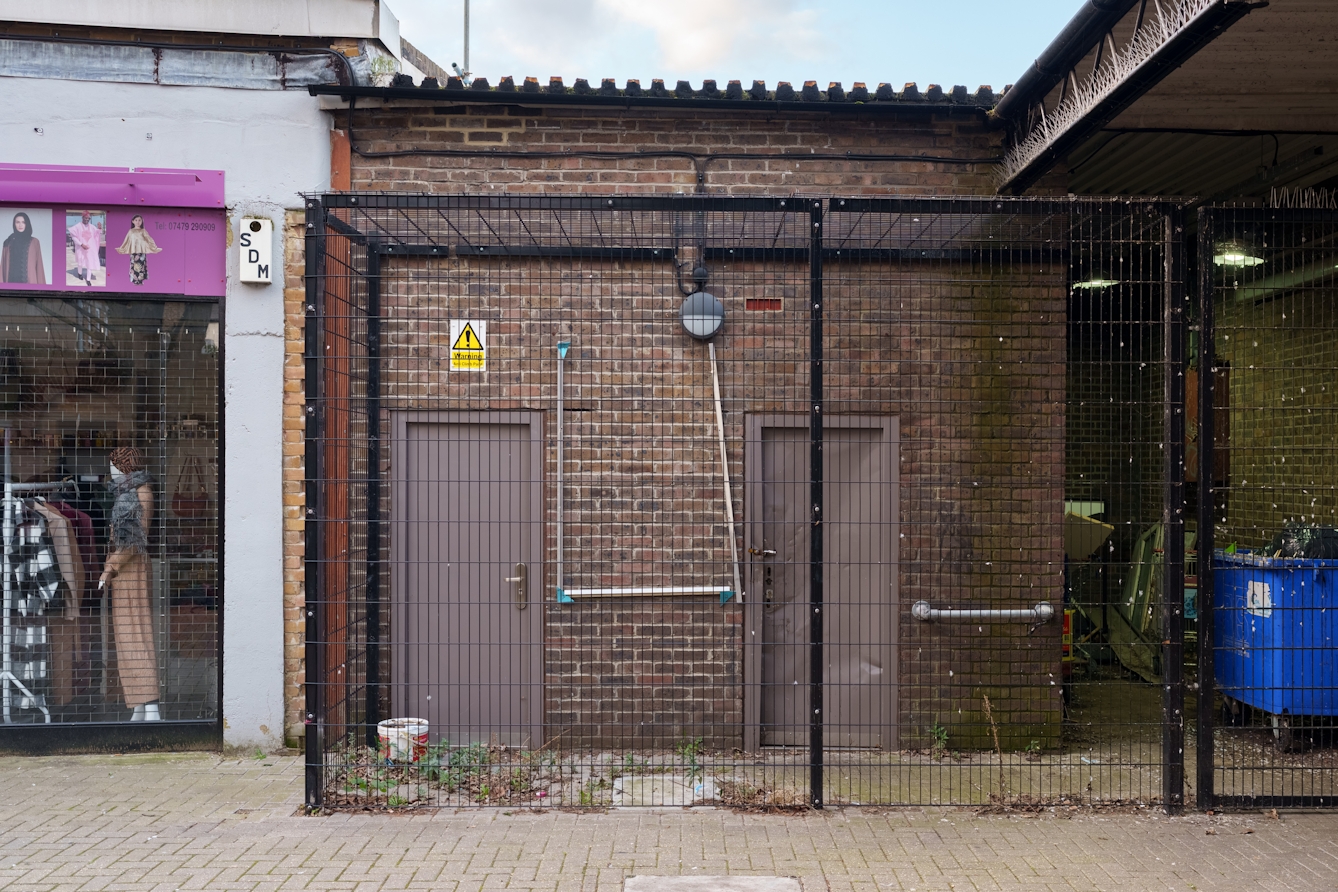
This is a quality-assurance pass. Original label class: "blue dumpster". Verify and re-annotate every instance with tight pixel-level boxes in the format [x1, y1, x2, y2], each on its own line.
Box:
[1214, 551, 1338, 718]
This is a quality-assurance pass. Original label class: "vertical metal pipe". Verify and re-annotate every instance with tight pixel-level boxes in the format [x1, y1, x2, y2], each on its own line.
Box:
[1162, 208, 1187, 814]
[303, 198, 327, 810]
[709, 341, 742, 601]
[1195, 206, 1217, 811]
[2, 431, 12, 722]
[463, 0, 470, 76]
[365, 246, 383, 749]
[808, 200, 824, 809]
[556, 341, 568, 597]
[158, 333, 169, 691]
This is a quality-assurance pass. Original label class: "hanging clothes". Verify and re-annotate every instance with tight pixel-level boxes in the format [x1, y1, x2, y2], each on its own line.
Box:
[54, 500, 98, 698]
[12, 506, 63, 615]
[33, 500, 82, 706]
[32, 501, 81, 605]
[53, 501, 97, 607]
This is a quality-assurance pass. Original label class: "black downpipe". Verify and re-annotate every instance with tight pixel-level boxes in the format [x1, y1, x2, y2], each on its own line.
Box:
[809, 200, 825, 810]
[303, 199, 327, 811]
[1195, 208, 1217, 810]
[1162, 208, 1187, 814]
[364, 246, 383, 749]
[993, 0, 1139, 122]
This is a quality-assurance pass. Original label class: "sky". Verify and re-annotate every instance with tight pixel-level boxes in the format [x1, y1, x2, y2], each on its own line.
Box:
[388, 0, 1082, 93]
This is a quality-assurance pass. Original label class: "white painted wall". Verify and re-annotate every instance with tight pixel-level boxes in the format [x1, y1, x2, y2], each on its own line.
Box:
[0, 77, 331, 749]
[0, 0, 387, 43]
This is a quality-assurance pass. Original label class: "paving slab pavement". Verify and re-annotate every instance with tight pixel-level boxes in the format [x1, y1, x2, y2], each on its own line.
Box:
[3, 751, 1338, 891]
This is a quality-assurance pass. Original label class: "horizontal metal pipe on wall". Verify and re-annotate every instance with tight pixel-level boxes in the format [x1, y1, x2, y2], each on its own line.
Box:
[910, 601, 1056, 623]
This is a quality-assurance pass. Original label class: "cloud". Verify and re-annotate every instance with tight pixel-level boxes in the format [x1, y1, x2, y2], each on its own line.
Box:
[385, 0, 1079, 90]
[597, 0, 827, 75]
[390, 0, 830, 82]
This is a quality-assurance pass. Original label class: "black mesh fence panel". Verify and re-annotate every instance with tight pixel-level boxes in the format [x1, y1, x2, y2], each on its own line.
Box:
[1200, 206, 1338, 807]
[303, 195, 1206, 810]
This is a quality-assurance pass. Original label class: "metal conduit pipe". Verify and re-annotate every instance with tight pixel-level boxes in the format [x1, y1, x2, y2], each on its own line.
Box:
[911, 601, 1056, 623]
[555, 341, 570, 599]
[993, 0, 1139, 122]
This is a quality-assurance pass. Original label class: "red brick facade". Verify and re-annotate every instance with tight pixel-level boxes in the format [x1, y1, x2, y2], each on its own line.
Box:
[285, 97, 1066, 751]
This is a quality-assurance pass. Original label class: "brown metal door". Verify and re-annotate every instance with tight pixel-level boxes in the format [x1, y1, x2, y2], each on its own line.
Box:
[749, 416, 898, 749]
[391, 412, 542, 748]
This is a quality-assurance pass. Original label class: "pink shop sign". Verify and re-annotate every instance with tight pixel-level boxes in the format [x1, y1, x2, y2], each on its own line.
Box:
[1, 205, 226, 297]
[0, 166, 226, 298]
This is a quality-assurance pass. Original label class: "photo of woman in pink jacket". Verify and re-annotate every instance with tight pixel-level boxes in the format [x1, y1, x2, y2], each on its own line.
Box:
[67, 209, 105, 287]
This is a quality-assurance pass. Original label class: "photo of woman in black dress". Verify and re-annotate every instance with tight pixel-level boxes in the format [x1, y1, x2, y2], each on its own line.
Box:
[2, 211, 47, 285]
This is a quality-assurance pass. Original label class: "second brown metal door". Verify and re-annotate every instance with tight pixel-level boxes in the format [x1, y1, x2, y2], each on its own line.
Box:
[748, 416, 898, 749]
[391, 412, 543, 748]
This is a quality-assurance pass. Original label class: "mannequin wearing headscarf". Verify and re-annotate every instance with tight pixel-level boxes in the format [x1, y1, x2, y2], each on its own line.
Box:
[99, 446, 160, 720]
[2, 212, 46, 284]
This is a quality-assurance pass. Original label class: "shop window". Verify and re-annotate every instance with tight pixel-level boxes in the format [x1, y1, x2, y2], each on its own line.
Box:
[1, 297, 218, 725]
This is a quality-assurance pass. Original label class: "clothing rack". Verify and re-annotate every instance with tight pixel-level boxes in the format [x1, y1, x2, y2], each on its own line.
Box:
[1, 429, 75, 723]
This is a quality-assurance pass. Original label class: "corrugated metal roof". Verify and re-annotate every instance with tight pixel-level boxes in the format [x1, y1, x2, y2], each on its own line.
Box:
[355, 74, 1000, 109]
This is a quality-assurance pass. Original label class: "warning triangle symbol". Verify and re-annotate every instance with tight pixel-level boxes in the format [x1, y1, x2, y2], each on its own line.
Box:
[452, 323, 483, 351]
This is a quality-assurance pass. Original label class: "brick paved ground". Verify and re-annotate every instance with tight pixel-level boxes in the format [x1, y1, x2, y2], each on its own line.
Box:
[3, 752, 1338, 891]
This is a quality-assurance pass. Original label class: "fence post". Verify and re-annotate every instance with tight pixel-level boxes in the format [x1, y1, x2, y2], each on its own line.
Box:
[1162, 206, 1187, 814]
[1195, 207, 1217, 811]
[365, 246, 383, 749]
[809, 199, 825, 810]
[303, 197, 327, 811]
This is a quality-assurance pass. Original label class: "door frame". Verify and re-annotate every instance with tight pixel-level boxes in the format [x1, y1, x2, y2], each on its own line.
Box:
[389, 410, 545, 748]
[743, 413, 899, 752]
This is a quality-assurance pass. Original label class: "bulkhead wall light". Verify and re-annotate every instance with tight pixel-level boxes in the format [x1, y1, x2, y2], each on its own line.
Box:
[1072, 275, 1120, 289]
[1213, 240, 1265, 267]
[680, 291, 725, 340]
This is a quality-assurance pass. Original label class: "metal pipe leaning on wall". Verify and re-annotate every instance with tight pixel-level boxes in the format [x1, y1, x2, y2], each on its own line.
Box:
[708, 341, 743, 604]
[910, 600, 1056, 623]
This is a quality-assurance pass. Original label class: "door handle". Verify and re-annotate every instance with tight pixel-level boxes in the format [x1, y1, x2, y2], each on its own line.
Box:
[505, 562, 528, 610]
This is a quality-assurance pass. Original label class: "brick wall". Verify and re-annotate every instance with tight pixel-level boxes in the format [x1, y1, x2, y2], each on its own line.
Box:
[347, 103, 1003, 196]
[282, 210, 307, 745]
[1217, 284, 1338, 547]
[283, 102, 1067, 751]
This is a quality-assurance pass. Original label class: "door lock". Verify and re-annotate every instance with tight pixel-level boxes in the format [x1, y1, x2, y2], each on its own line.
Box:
[505, 562, 528, 610]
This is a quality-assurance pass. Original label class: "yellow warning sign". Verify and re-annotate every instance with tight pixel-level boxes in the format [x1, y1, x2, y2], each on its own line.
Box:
[450, 320, 486, 371]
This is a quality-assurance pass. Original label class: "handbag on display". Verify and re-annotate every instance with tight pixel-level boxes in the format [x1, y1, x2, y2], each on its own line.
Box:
[171, 455, 211, 519]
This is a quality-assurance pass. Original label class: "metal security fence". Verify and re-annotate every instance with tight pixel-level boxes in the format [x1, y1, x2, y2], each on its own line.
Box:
[301, 194, 1335, 812]
[1197, 206, 1338, 808]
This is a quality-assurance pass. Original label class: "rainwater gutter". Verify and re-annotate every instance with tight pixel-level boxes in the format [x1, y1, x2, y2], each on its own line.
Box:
[993, 0, 1139, 123]
[998, 0, 1267, 195]
[911, 601, 1056, 623]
